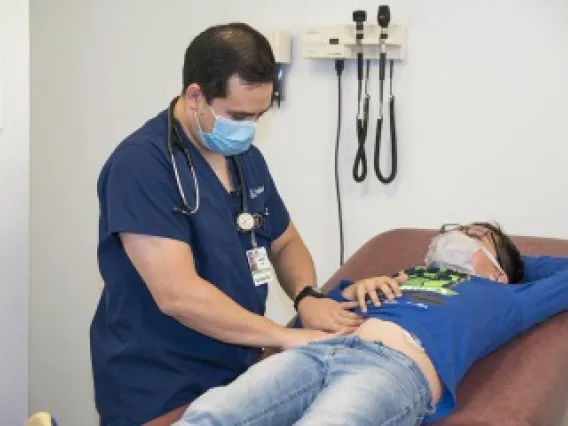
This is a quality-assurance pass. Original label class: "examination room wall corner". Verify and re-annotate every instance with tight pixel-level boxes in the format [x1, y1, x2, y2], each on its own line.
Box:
[0, 0, 30, 424]
[29, 1, 568, 425]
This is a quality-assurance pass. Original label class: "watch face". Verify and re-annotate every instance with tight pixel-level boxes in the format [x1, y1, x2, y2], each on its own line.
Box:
[236, 213, 255, 231]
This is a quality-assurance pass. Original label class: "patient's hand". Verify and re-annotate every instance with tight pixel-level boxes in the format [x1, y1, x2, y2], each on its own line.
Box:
[342, 274, 407, 312]
[298, 297, 363, 334]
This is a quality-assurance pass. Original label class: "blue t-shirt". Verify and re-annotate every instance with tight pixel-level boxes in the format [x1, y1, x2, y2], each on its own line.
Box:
[91, 108, 290, 425]
[325, 263, 568, 424]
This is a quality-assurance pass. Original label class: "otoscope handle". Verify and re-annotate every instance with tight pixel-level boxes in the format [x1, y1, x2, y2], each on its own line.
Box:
[379, 52, 387, 81]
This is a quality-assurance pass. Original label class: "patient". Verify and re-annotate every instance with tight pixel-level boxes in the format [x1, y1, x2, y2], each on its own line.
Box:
[174, 222, 568, 425]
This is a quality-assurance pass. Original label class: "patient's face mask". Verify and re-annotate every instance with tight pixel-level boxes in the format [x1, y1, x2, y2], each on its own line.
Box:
[425, 231, 504, 276]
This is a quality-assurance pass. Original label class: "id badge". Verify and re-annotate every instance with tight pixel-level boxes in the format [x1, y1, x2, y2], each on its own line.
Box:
[246, 247, 274, 286]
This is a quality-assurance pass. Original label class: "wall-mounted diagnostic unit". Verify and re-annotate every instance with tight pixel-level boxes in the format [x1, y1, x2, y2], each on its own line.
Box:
[301, 17, 405, 61]
[301, 5, 407, 265]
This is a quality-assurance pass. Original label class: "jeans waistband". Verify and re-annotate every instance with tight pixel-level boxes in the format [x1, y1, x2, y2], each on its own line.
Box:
[313, 334, 436, 416]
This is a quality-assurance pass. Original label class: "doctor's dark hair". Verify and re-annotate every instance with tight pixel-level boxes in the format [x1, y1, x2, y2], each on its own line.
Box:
[182, 23, 275, 102]
[472, 222, 524, 284]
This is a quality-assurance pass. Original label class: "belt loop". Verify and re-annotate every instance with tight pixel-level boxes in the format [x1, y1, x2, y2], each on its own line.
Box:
[347, 334, 358, 347]
[373, 340, 384, 349]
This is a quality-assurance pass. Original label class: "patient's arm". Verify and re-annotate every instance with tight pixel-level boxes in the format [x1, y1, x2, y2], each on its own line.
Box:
[521, 255, 568, 281]
[515, 269, 568, 332]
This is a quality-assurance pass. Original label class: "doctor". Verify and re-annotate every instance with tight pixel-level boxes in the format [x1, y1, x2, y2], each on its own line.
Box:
[90, 22, 362, 426]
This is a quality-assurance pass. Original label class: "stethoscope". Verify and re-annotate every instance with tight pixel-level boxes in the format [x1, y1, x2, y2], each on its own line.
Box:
[167, 97, 263, 245]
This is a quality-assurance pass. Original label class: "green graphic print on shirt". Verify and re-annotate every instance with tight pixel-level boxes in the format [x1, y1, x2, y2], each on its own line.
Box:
[397, 266, 469, 296]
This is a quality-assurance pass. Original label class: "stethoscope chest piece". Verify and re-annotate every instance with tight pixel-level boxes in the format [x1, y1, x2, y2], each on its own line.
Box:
[236, 212, 264, 232]
[236, 212, 255, 232]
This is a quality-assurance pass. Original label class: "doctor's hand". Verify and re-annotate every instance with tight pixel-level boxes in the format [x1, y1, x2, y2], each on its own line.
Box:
[297, 297, 364, 334]
[341, 274, 407, 312]
[279, 328, 336, 350]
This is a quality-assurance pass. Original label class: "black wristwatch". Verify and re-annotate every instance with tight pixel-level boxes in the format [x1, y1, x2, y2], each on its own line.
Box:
[293, 285, 325, 311]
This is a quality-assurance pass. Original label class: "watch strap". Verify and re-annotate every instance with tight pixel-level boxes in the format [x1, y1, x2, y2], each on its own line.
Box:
[293, 286, 325, 311]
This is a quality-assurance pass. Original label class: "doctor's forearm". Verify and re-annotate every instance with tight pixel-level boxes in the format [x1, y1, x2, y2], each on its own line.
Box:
[272, 239, 317, 299]
[163, 278, 289, 348]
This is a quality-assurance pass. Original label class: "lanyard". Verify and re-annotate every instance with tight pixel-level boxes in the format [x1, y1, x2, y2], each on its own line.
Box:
[232, 157, 260, 248]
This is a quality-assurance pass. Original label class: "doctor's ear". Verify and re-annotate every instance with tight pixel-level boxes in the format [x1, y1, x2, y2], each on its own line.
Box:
[184, 84, 205, 110]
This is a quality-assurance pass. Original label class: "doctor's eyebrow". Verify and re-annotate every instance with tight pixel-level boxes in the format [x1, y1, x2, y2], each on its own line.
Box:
[227, 106, 272, 119]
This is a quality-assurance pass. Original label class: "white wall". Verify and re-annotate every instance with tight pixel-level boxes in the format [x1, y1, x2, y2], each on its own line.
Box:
[0, 0, 29, 423]
[30, 0, 568, 424]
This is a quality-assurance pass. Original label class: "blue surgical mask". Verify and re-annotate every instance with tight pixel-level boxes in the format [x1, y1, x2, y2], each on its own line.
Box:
[195, 106, 256, 156]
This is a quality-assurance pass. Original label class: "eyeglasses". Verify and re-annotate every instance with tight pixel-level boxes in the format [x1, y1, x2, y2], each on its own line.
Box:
[440, 223, 503, 270]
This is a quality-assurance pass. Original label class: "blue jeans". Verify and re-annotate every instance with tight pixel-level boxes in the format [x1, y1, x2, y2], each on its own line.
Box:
[175, 335, 435, 425]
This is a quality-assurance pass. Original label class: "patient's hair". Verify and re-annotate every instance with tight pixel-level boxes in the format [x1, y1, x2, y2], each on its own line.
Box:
[472, 222, 524, 284]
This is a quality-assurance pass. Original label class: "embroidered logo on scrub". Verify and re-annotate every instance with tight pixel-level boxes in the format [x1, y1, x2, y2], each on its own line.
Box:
[249, 186, 265, 199]
[397, 266, 468, 297]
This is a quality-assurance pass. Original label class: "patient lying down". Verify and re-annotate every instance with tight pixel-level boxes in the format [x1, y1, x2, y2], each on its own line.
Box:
[175, 222, 568, 425]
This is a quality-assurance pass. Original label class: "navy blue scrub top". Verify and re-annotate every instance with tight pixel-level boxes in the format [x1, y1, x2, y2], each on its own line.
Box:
[91, 108, 290, 425]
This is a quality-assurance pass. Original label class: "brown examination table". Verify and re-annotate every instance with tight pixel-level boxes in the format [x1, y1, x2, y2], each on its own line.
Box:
[316, 228, 568, 426]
